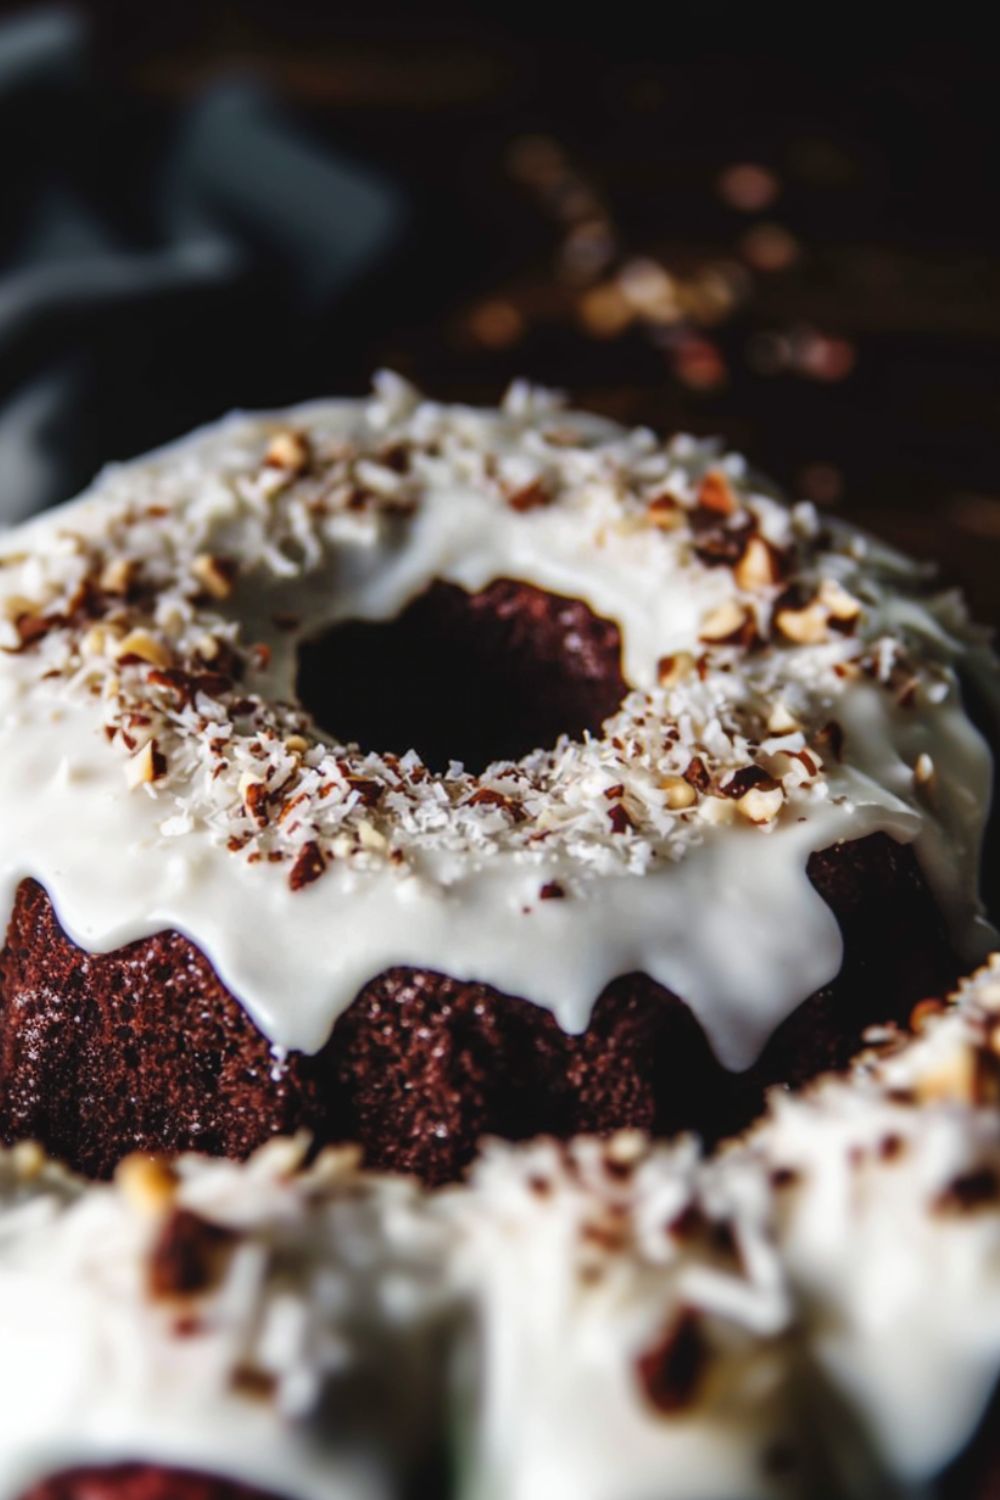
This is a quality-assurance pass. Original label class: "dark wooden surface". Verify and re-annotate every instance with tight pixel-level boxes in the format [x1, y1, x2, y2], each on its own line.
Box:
[15, 6, 1000, 622]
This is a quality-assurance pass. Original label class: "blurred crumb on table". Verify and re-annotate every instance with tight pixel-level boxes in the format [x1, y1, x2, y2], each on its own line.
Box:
[16, 6, 1000, 624]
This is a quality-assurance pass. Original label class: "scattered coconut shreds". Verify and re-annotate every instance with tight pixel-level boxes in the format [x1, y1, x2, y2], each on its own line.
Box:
[0, 374, 962, 891]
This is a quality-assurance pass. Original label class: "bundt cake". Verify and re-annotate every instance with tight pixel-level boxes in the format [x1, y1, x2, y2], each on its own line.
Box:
[0, 374, 994, 1183]
[4, 956, 1000, 1500]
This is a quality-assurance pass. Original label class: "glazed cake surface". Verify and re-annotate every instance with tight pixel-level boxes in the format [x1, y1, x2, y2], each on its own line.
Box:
[0, 374, 994, 1177]
[5, 957, 1000, 1500]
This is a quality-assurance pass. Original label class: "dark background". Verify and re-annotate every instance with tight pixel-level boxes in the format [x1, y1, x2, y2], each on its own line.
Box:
[3, 4, 999, 623]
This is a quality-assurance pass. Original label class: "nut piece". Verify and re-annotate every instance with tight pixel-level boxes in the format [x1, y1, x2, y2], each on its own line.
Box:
[9, 1140, 46, 1182]
[2, 594, 41, 623]
[605, 1129, 648, 1168]
[99, 557, 137, 596]
[125, 739, 167, 789]
[915, 1044, 978, 1106]
[239, 772, 269, 826]
[818, 577, 862, 623]
[116, 1153, 178, 1216]
[116, 629, 172, 668]
[81, 623, 118, 659]
[913, 752, 936, 788]
[697, 470, 737, 516]
[506, 478, 551, 512]
[699, 599, 751, 645]
[264, 429, 311, 474]
[775, 600, 829, 645]
[657, 651, 696, 686]
[734, 535, 781, 591]
[769, 748, 819, 787]
[698, 795, 735, 826]
[646, 494, 684, 530]
[661, 774, 698, 810]
[735, 782, 784, 824]
[191, 554, 236, 601]
[766, 701, 800, 735]
[357, 818, 388, 853]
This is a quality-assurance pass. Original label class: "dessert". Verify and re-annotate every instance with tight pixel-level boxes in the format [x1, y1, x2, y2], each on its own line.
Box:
[4, 956, 1000, 1500]
[0, 375, 994, 1180]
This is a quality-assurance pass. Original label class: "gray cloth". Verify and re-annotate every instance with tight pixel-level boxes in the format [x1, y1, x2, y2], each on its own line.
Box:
[0, 6, 404, 524]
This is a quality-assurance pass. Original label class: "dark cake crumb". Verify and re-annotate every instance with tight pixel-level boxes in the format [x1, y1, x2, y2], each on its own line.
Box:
[0, 828, 958, 1184]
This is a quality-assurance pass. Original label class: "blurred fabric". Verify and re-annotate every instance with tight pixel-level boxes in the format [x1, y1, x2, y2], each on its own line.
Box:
[0, 5, 403, 524]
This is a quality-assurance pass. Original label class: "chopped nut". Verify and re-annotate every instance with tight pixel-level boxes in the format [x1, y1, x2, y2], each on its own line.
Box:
[720, 765, 777, 798]
[357, 818, 388, 853]
[605, 1128, 647, 1168]
[116, 630, 172, 668]
[239, 772, 269, 826]
[818, 577, 862, 623]
[81, 623, 115, 658]
[915, 1045, 977, 1105]
[195, 634, 220, 661]
[289, 840, 326, 890]
[99, 557, 137, 595]
[697, 470, 737, 516]
[607, 802, 634, 834]
[232, 1365, 278, 1400]
[661, 774, 698, 810]
[657, 651, 696, 686]
[683, 756, 711, 792]
[769, 749, 816, 787]
[264, 429, 311, 474]
[698, 794, 735, 826]
[1, 594, 41, 622]
[9, 1140, 46, 1182]
[125, 739, 167, 789]
[913, 752, 935, 788]
[736, 782, 784, 824]
[734, 535, 781, 590]
[191, 554, 236, 601]
[284, 734, 310, 755]
[698, 599, 751, 645]
[775, 600, 829, 645]
[767, 701, 800, 735]
[116, 1153, 178, 1217]
[506, 478, 551, 512]
[910, 997, 946, 1032]
[148, 1209, 237, 1298]
[646, 494, 684, 530]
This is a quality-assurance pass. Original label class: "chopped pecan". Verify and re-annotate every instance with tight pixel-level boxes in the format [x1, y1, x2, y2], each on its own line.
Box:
[289, 840, 327, 890]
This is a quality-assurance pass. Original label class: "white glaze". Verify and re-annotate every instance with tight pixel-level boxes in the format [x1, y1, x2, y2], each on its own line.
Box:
[5, 958, 1000, 1499]
[0, 375, 993, 1069]
[0, 1138, 450, 1500]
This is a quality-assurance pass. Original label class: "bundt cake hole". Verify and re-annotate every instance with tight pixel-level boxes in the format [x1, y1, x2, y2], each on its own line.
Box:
[295, 578, 629, 774]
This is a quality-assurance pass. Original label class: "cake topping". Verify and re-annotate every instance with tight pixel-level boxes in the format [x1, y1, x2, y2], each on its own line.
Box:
[0, 375, 993, 1066]
[4, 958, 1000, 1500]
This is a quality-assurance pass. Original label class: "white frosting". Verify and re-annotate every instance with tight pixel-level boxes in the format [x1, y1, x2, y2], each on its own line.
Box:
[0, 373, 993, 1068]
[0, 1138, 450, 1500]
[5, 958, 1000, 1499]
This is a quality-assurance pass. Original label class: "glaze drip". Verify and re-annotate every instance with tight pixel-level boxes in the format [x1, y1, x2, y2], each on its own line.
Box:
[0, 374, 993, 1068]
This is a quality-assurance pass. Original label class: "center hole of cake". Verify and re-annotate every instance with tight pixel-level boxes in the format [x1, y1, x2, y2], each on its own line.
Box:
[296, 578, 629, 775]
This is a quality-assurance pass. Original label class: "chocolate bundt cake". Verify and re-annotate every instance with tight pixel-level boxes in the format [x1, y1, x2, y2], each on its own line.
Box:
[4, 956, 1000, 1500]
[0, 374, 994, 1183]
